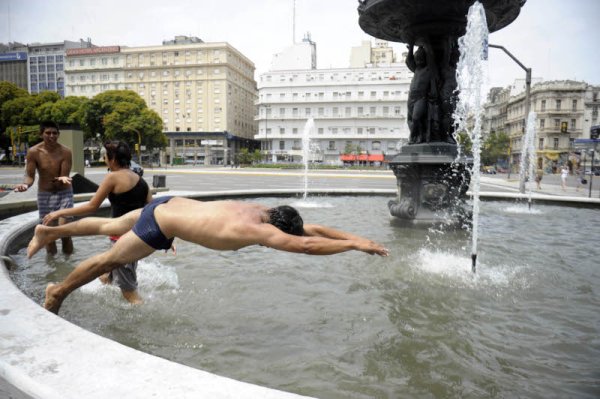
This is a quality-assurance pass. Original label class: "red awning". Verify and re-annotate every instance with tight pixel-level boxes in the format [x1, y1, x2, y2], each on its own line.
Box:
[340, 154, 384, 162]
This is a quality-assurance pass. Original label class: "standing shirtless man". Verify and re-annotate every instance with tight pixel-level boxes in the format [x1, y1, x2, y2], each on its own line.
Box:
[26, 196, 389, 314]
[14, 121, 74, 255]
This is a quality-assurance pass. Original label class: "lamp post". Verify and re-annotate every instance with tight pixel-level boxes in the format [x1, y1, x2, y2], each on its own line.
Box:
[488, 44, 531, 190]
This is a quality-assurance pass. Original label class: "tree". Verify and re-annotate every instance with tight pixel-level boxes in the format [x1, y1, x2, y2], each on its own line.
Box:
[481, 131, 509, 166]
[83, 90, 165, 149]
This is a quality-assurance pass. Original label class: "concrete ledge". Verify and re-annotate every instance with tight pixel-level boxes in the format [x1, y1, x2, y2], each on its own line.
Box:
[0, 187, 169, 220]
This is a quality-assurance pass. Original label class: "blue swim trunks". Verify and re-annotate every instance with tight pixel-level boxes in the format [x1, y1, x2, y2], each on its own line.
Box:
[131, 196, 174, 250]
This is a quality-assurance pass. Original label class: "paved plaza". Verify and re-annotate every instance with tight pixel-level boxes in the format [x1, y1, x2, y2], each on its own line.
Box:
[1, 165, 598, 214]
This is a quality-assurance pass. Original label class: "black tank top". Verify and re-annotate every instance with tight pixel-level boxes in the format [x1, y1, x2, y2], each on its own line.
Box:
[108, 177, 149, 218]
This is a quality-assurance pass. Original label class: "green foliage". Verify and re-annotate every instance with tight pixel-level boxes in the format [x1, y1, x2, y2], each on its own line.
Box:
[455, 131, 472, 154]
[83, 90, 165, 149]
[481, 131, 510, 166]
[0, 86, 166, 158]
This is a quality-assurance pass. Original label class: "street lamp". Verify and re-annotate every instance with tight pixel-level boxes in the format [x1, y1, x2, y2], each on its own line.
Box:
[488, 44, 531, 190]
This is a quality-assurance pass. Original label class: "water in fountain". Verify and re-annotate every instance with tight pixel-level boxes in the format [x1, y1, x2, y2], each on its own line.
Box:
[453, 1, 489, 271]
[301, 117, 314, 201]
[292, 117, 332, 209]
[11, 196, 600, 398]
[519, 111, 538, 203]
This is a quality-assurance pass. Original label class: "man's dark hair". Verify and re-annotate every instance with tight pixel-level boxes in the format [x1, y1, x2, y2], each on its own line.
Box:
[104, 140, 132, 168]
[267, 205, 304, 236]
[39, 121, 59, 134]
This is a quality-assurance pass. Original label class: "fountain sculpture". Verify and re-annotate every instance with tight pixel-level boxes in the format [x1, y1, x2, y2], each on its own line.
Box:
[358, 0, 526, 224]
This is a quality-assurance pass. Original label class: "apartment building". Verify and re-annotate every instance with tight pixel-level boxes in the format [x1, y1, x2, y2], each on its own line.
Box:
[65, 46, 124, 97]
[256, 65, 411, 164]
[350, 39, 396, 68]
[483, 80, 600, 171]
[65, 36, 258, 165]
[0, 42, 28, 90]
[28, 40, 93, 97]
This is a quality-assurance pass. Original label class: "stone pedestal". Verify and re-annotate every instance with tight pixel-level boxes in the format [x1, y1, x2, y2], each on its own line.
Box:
[387, 143, 472, 225]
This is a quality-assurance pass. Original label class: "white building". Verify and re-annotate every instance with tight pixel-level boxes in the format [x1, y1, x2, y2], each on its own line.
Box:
[65, 46, 125, 97]
[256, 40, 412, 165]
[28, 39, 93, 97]
[270, 33, 316, 71]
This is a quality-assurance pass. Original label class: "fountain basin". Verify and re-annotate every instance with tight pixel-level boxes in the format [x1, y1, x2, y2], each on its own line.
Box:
[3, 190, 599, 398]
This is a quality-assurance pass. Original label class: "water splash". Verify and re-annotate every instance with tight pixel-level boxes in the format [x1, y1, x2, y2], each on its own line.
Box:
[301, 118, 315, 200]
[453, 1, 489, 272]
[519, 111, 538, 201]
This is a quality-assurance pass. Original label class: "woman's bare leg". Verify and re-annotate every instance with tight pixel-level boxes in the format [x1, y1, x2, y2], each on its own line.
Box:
[44, 231, 154, 314]
[28, 210, 142, 258]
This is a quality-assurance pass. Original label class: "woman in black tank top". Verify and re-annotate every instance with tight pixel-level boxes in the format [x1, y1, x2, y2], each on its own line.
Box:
[42, 141, 152, 304]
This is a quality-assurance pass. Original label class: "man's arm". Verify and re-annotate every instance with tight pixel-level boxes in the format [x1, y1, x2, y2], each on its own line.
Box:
[14, 150, 37, 192]
[256, 224, 388, 256]
[54, 147, 73, 187]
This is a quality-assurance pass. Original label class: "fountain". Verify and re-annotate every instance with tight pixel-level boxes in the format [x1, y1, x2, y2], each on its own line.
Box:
[301, 118, 315, 201]
[4, 196, 600, 398]
[358, 0, 526, 225]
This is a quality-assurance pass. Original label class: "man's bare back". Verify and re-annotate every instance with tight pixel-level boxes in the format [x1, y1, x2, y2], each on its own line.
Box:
[157, 198, 272, 251]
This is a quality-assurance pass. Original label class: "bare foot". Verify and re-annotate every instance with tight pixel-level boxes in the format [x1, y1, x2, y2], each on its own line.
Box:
[44, 283, 64, 314]
[28, 225, 54, 259]
[99, 273, 111, 285]
[122, 290, 143, 305]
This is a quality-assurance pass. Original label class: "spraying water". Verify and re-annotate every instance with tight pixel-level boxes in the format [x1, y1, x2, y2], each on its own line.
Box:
[453, 1, 489, 273]
[301, 118, 315, 200]
[519, 111, 538, 205]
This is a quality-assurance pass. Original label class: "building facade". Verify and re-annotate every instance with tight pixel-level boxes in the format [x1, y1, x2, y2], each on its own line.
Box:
[28, 40, 93, 97]
[483, 80, 600, 172]
[0, 43, 28, 90]
[65, 46, 124, 97]
[64, 36, 258, 165]
[255, 64, 412, 165]
[350, 39, 396, 68]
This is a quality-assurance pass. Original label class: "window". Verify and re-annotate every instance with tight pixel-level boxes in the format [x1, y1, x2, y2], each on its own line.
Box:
[293, 128, 298, 134]
[331, 128, 338, 134]
[279, 141, 285, 150]
[279, 108, 285, 117]
[538, 138, 544, 150]
[328, 141, 336, 150]
[305, 108, 311, 116]
[540, 119, 545, 129]
[318, 128, 324, 135]
[541, 100, 546, 111]
[572, 99, 577, 111]
[357, 128, 363, 135]
[345, 107, 351, 116]
[553, 138, 559, 149]
[556, 99, 561, 110]
[372, 141, 381, 150]
[279, 128, 285, 134]
[570, 119, 576, 129]
[554, 119, 560, 128]
[318, 108, 324, 116]
[333, 107, 339, 116]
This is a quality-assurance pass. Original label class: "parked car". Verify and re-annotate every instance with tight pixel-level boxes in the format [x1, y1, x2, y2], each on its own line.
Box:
[130, 160, 144, 177]
[483, 166, 497, 174]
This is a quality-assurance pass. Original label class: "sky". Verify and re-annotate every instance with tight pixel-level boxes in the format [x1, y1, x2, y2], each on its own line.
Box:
[1, 0, 599, 90]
